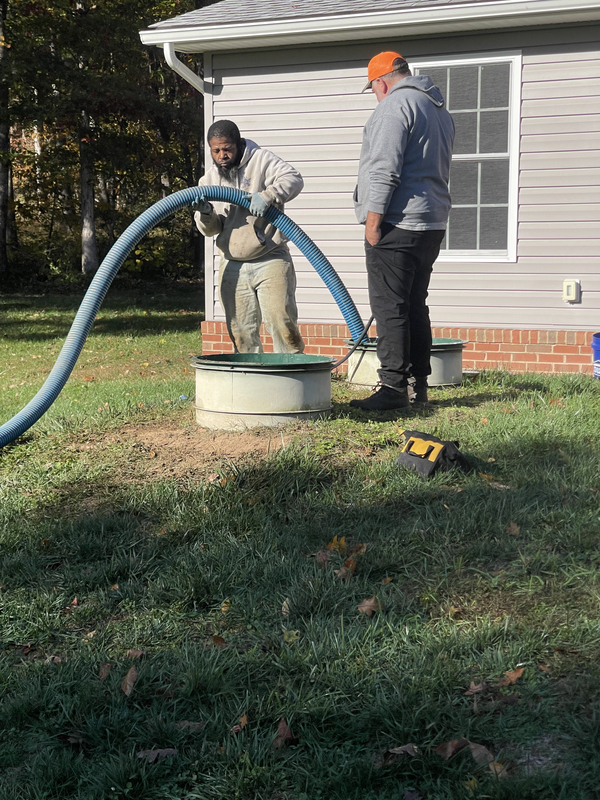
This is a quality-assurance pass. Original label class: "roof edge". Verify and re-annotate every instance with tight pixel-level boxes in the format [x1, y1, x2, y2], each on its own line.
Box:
[139, 0, 600, 52]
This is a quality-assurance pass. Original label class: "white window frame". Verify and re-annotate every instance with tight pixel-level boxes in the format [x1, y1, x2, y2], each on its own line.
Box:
[412, 51, 521, 263]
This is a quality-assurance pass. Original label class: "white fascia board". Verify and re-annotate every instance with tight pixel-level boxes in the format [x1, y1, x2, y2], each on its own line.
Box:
[139, 0, 600, 53]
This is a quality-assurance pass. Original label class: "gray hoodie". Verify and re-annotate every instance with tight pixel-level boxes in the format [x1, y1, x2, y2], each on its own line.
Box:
[354, 75, 455, 230]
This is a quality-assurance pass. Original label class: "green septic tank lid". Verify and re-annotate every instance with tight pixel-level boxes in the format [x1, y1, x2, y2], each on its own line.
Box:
[191, 353, 335, 372]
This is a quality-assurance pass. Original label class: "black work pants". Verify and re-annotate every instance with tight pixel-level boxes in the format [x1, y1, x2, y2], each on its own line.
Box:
[365, 225, 445, 389]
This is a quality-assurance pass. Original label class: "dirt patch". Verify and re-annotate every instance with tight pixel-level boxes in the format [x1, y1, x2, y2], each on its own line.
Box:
[94, 420, 287, 481]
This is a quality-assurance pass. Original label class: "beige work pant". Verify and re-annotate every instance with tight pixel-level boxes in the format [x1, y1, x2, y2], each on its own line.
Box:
[218, 253, 305, 354]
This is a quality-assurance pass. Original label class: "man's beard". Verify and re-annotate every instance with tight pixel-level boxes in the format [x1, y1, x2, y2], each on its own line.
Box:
[216, 163, 239, 181]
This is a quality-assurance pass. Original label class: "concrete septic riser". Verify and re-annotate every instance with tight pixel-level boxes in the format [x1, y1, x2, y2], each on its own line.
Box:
[347, 338, 466, 387]
[192, 353, 334, 430]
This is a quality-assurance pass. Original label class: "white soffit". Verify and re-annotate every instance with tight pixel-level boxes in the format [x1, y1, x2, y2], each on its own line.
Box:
[139, 0, 600, 53]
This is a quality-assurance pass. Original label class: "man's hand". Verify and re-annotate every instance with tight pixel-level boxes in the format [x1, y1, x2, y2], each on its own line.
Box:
[365, 211, 383, 246]
[247, 192, 271, 217]
[191, 197, 214, 216]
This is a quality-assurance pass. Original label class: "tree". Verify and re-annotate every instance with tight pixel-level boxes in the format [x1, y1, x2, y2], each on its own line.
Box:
[0, 0, 9, 276]
[3, 0, 204, 284]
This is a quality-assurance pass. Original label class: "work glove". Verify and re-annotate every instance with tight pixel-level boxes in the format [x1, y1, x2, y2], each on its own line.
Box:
[246, 192, 271, 217]
[191, 197, 214, 216]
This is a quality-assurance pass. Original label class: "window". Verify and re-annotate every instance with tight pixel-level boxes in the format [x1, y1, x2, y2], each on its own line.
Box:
[414, 54, 520, 261]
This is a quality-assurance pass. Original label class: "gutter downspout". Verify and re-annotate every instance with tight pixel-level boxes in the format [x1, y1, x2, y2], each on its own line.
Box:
[163, 42, 205, 94]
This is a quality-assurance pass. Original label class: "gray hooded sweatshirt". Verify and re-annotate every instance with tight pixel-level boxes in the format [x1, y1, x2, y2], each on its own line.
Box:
[354, 75, 455, 230]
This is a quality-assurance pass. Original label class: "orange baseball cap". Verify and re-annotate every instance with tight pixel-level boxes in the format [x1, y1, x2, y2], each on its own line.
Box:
[362, 51, 406, 92]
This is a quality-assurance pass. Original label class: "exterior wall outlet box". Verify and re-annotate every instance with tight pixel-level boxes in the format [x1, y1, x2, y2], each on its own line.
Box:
[563, 279, 581, 303]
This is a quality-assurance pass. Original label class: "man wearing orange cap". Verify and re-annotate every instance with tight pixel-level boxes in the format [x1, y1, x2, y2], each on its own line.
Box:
[350, 52, 455, 411]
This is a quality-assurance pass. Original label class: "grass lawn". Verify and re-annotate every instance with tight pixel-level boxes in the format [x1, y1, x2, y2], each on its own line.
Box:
[2, 287, 600, 800]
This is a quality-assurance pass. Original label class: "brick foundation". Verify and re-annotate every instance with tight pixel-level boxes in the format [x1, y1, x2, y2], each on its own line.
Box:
[200, 321, 596, 375]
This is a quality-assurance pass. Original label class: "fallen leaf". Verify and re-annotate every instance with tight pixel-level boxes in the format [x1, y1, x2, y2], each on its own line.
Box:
[283, 629, 299, 643]
[121, 664, 138, 696]
[357, 596, 380, 617]
[149, 450, 156, 458]
[347, 542, 368, 557]
[136, 748, 177, 763]
[110, 583, 119, 590]
[463, 777, 478, 792]
[334, 556, 358, 580]
[481, 417, 488, 425]
[231, 713, 248, 734]
[221, 598, 231, 614]
[435, 738, 469, 759]
[83, 376, 95, 382]
[273, 717, 299, 749]
[506, 521, 520, 536]
[326, 535, 346, 554]
[497, 667, 525, 686]
[99, 663, 111, 681]
[538, 663, 550, 672]
[315, 550, 331, 566]
[469, 741, 495, 766]
[464, 681, 484, 696]
[281, 599, 290, 617]
[385, 743, 420, 758]
[490, 481, 512, 490]
[67, 730, 85, 745]
[489, 760, 509, 778]
[212, 635, 226, 648]
[381, 576, 393, 585]
[127, 649, 144, 659]
[174, 720, 205, 732]
[46, 655, 62, 664]
[207, 473, 220, 483]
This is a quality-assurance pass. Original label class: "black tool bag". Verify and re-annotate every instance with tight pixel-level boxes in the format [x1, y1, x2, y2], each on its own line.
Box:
[395, 429, 469, 478]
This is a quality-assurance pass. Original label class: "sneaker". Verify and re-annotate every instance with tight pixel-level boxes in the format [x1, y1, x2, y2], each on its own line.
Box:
[349, 384, 410, 411]
[413, 378, 429, 404]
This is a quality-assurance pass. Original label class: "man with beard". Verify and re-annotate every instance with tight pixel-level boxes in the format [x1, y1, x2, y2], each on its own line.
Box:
[350, 52, 454, 411]
[194, 120, 305, 354]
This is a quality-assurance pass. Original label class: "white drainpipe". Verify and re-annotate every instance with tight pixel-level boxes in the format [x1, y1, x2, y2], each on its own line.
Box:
[163, 42, 205, 94]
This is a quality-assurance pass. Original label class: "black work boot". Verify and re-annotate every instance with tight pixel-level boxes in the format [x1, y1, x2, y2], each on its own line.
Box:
[413, 378, 429, 404]
[349, 384, 410, 411]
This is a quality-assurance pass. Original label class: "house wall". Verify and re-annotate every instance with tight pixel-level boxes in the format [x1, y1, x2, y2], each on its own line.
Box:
[201, 23, 600, 372]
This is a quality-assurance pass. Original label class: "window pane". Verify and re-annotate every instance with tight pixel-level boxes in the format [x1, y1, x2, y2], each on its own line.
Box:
[481, 160, 509, 204]
[452, 112, 477, 154]
[448, 65, 478, 110]
[448, 207, 477, 250]
[480, 206, 508, 249]
[480, 110, 508, 153]
[449, 160, 478, 205]
[481, 63, 510, 108]
[425, 68, 447, 101]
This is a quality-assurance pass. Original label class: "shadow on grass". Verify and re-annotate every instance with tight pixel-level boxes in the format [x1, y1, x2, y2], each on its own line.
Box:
[0, 289, 204, 342]
[1, 420, 600, 798]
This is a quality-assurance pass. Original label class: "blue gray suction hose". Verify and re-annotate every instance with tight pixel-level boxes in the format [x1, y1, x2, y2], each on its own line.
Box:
[0, 186, 367, 448]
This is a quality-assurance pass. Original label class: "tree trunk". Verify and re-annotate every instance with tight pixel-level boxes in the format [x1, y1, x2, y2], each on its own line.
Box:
[7, 160, 17, 248]
[0, 0, 9, 277]
[79, 110, 98, 275]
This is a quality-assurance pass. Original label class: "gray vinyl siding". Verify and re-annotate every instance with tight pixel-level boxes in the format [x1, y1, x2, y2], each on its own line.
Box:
[204, 24, 600, 330]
